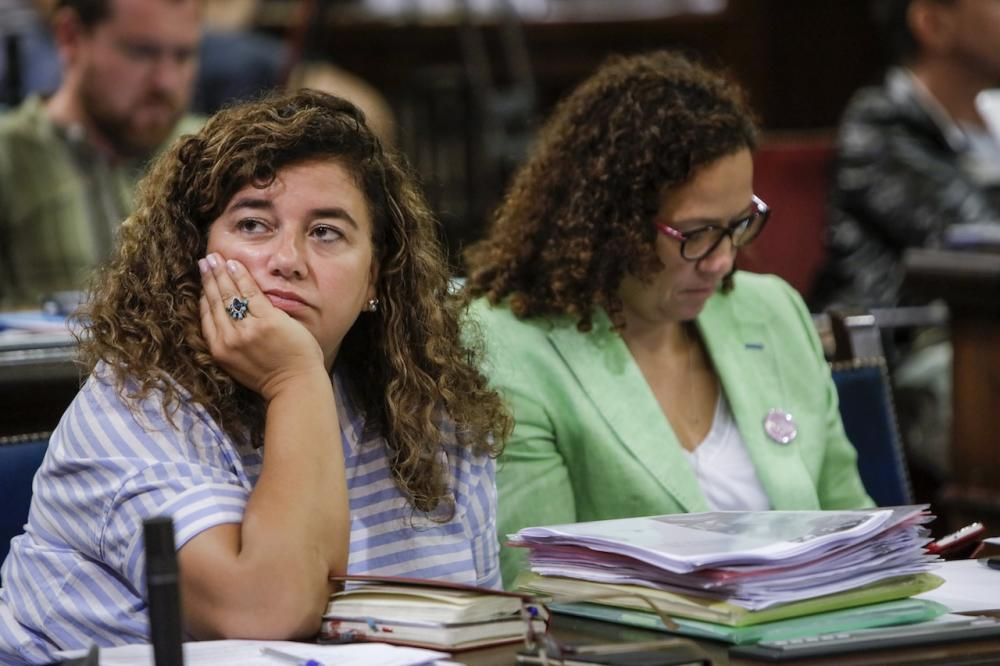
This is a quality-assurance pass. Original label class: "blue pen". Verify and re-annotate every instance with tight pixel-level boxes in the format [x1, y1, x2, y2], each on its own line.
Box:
[259, 646, 325, 666]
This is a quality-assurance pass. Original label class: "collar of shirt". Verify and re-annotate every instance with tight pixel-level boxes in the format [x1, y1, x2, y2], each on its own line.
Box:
[888, 66, 969, 154]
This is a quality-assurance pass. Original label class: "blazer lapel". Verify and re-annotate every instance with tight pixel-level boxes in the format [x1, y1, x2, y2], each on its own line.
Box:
[698, 294, 820, 510]
[547, 313, 709, 513]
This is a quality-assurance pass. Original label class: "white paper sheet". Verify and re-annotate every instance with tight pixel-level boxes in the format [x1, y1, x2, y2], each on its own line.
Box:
[57, 639, 448, 666]
[916, 559, 1000, 612]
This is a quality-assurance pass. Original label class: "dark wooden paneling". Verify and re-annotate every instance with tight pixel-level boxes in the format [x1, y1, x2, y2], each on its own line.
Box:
[260, 0, 886, 258]
[268, 0, 885, 130]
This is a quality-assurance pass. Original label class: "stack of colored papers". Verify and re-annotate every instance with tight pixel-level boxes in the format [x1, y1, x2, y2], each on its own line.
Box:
[510, 506, 945, 642]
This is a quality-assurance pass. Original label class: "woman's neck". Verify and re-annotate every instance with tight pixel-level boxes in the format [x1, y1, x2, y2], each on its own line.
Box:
[620, 316, 693, 359]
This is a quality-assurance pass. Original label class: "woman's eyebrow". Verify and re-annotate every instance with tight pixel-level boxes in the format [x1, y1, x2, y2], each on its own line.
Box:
[672, 203, 756, 227]
[225, 196, 273, 213]
[224, 199, 359, 229]
[310, 207, 359, 229]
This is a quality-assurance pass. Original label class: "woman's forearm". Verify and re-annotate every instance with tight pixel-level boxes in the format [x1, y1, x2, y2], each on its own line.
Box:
[179, 369, 349, 639]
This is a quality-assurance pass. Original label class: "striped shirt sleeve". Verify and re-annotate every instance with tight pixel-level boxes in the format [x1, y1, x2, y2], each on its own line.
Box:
[470, 455, 502, 589]
[83, 372, 252, 595]
[102, 463, 249, 594]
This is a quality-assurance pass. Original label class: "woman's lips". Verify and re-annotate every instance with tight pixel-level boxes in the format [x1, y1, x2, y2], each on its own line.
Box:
[265, 290, 309, 312]
[682, 286, 716, 298]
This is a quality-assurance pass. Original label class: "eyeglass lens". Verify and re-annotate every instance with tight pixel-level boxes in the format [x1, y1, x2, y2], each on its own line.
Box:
[683, 212, 766, 260]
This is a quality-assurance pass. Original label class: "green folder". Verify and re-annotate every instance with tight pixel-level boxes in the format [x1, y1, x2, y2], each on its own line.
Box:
[550, 597, 949, 645]
[515, 571, 944, 627]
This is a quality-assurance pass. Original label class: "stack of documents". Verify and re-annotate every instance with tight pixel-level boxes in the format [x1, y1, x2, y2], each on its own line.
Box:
[511, 506, 945, 641]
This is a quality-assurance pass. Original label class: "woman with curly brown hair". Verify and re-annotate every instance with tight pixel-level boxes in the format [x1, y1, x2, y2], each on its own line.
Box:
[0, 89, 511, 663]
[463, 51, 873, 586]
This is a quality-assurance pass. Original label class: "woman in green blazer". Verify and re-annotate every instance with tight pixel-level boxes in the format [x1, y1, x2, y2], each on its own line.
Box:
[463, 51, 874, 587]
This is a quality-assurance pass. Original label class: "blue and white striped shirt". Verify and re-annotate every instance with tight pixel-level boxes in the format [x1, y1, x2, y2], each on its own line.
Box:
[0, 364, 500, 665]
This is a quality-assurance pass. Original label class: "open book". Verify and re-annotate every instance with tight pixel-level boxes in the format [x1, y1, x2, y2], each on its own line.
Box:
[321, 575, 541, 651]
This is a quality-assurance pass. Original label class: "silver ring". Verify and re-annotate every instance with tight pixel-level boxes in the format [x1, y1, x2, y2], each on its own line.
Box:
[225, 296, 249, 321]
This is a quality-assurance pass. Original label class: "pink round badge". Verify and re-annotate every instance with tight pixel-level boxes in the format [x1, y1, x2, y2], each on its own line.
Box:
[763, 408, 797, 444]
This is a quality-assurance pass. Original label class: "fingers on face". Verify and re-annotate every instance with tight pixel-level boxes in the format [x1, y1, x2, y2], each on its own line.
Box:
[200, 254, 263, 325]
[199, 255, 225, 304]
[222, 257, 262, 303]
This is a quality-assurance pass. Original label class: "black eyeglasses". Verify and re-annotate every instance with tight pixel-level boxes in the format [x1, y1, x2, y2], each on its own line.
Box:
[655, 195, 770, 261]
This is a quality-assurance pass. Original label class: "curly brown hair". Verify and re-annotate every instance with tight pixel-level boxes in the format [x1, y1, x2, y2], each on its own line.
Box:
[464, 50, 758, 331]
[79, 89, 511, 514]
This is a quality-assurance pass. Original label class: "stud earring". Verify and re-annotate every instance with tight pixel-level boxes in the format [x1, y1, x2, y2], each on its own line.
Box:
[367, 297, 380, 312]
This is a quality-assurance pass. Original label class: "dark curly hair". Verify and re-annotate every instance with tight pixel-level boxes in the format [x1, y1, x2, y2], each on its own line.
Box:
[464, 50, 758, 331]
[79, 89, 511, 514]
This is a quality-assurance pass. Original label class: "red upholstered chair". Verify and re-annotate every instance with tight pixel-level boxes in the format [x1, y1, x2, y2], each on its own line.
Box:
[740, 133, 835, 298]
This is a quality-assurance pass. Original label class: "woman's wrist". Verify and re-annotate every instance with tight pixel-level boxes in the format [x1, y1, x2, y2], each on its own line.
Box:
[260, 365, 333, 404]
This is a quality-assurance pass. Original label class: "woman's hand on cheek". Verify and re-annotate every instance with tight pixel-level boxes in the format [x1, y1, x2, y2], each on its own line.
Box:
[199, 253, 326, 401]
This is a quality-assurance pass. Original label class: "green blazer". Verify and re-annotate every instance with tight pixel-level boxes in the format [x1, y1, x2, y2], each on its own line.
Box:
[467, 272, 874, 587]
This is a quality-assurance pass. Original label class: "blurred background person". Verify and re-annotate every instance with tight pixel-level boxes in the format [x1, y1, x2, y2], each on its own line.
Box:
[812, 0, 1000, 311]
[0, 0, 203, 309]
[811, 0, 1000, 492]
[463, 51, 873, 586]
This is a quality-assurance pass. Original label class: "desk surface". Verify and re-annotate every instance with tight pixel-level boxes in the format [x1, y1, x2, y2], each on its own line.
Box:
[0, 330, 80, 438]
[904, 247, 1000, 316]
[460, 560, 1000, 666]
[457, 611, 1000, 666]
[0, 330, 78, 380]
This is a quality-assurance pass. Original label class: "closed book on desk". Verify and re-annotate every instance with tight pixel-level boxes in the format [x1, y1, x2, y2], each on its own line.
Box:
[320, 615, 527, 651]
[321, 575, 540, 651]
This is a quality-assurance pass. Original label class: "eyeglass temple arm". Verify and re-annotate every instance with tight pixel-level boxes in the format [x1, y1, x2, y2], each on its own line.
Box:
[655, 223, 686, 240]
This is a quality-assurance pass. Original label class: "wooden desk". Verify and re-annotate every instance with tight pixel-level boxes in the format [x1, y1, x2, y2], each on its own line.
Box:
[904, 248, 1000, 534]
[0, 332, 80, 438]
[458, 611, 1000, 665]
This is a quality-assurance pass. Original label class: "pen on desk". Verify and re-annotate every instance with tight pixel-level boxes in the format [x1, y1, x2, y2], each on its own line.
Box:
[981, 556, 1000, 571]
[259, 646, 324, 666]
[926, 522, 985, 554]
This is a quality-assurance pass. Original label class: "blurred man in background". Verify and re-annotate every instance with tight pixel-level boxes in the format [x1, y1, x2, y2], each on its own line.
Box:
[812, 0, 1000, 493]
[812, 0, 1000, 311]
[0, 0, 202, 309]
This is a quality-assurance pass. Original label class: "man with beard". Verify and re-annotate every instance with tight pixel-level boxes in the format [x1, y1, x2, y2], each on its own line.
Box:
[0, 0, 202, 309]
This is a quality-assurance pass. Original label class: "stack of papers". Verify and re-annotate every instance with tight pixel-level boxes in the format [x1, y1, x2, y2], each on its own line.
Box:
[511, 506, 938, 611]
[551, 597, 948, 645]
[519, 570, 943, 627]
[511, 506, 945, 640]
